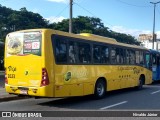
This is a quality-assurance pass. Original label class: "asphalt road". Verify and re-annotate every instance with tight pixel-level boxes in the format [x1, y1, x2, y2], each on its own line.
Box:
[0, 83, 160, 111]
[1, 83, 160, 119]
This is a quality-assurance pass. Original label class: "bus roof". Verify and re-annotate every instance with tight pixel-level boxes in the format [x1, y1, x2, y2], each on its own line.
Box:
[9, 28, 148, 51]
[52, 29, 148, 50]
[149, 49, 160, 54]
[79, 33, 117, 43]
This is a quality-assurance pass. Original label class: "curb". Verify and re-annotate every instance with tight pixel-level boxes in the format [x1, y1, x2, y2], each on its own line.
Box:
[0, 95, 28, 102]
[0, 87, 28, 102]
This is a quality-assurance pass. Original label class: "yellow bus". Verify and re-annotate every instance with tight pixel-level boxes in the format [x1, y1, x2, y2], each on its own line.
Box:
[4, 29, 152, 99]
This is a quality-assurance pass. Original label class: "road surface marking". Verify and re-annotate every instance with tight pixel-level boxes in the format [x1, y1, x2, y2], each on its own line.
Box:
[100, 101, 128, 110]
[151, 90, 160, 95]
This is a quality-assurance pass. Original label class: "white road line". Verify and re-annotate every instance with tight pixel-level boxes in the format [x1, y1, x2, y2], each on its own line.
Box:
[151, 90, 160, 95]
[100, 101, 128, 110]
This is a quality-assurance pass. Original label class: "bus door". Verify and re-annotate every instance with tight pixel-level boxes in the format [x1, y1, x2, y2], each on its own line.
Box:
[157, 54, 160, 80]
[152, 53, 159, 81]
[144, 52, 152, 83]
[145, 52, 152, 70]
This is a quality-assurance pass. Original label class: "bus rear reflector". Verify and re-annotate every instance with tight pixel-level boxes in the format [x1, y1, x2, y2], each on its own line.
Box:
[41, 68, 49, 87]
[5, 70, 8, 84]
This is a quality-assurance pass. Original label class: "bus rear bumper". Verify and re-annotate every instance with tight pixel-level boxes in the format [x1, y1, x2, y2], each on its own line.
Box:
[5, 84, 54, 97]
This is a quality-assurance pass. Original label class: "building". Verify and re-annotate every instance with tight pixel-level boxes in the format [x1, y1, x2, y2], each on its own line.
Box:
[138, 34, 160, 50]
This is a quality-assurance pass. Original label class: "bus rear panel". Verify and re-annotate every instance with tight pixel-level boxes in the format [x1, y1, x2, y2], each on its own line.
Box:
[5, 30, 53, 97]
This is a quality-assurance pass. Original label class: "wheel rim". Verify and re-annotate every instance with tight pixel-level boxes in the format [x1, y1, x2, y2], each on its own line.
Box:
[97, 83, 104, 96]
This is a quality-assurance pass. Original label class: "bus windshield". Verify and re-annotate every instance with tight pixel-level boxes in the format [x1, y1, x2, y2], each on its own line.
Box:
[6, 31, 42, 57]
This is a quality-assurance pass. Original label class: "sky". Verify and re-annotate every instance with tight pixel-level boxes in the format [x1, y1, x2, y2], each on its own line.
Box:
[1, 0, 160, 38]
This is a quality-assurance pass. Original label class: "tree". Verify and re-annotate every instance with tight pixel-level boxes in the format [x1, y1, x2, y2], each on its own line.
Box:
[0, 5, 49, 42]
[0, 42, 4, 70]
[0, 5, 50, 70]
[48, 16, 140, 45]
[0, 4, 140, 45]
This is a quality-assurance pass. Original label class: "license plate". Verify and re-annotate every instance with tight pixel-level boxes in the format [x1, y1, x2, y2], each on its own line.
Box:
[20, 90, 28, 95]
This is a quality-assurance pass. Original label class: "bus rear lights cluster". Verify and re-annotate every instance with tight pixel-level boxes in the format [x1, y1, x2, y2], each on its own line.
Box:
[5, 70, 8, 84]
[41, 68, 49, 87]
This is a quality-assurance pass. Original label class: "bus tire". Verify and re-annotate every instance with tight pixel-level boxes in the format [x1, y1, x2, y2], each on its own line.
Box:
[136, 76, 144, 90]
[94, 79, 106, 99]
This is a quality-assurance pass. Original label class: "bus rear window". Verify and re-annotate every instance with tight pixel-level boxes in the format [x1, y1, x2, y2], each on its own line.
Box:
[6, 31, 42, 57]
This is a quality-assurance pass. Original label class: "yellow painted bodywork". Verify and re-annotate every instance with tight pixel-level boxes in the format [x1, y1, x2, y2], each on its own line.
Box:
[4, 29, 152, 98]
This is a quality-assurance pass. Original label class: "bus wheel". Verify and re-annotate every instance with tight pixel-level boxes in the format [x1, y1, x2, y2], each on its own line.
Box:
[136, 76, 144, 90]
[94, 79, 106, 99]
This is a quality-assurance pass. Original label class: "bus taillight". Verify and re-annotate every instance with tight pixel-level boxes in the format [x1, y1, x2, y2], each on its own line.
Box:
[41, 68, 49, 87]
[5, 70, 8, 84]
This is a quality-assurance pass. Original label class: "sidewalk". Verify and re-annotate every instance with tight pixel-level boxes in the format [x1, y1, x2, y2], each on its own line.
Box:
[0, 87, 24, 102]
[0, 73, 27, 102]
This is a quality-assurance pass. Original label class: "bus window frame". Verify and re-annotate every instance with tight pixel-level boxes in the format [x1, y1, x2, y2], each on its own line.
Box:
[52, 34, 93, 65]
[51, 34, 150, 69]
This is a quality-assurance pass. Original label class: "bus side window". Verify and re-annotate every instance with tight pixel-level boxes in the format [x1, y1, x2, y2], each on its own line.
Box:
[130, 50, 135, 64]
[126, 50, 130, 64]
[101, 46, 109, 64]
[119, 48, 125, 64]
[55, 37, 67, 63]
[140, 51, 144, 65]
[93, 45, 101, 63]
[136, 51, 140, 64]
[78, 43, 91, 64]
[116, 48, 120, 64]
[111, 47, 116, 64]
[145, 54, 150, 69]
[68, 41, 77, 63]
[152, 54, 156, 65]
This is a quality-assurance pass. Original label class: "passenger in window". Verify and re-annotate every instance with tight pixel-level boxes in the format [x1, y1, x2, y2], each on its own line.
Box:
[85, 47, 91, 63]
[102, 48, 109, 63]
[69, 45, 76, 63]
[55, 40, 67, 63]
[119, 51, 124, 64]
[111, 49, 116, 64]
[94, 48, 100, 63]
[56, 47, 59, 56]
[79, 48, 85, 63]
[60, 44, 66, 53]
[80, 47, 91, 63]
[116, 54, 120, 63]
